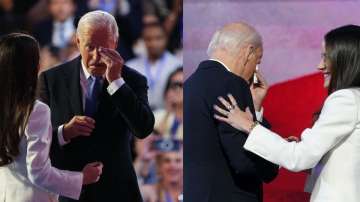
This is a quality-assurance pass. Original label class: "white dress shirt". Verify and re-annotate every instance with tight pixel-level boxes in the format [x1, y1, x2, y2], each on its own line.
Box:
[244, 88, 360, 202]
[0, 100, 83, 202]
[57, 61, 125, 145]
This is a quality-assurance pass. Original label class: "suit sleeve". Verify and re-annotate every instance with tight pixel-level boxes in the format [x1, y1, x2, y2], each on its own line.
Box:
[215, 79, 278, 183]
[109, 71, 155, 139]
[25, 101, 83, 199]
[244, 89, 358, 172]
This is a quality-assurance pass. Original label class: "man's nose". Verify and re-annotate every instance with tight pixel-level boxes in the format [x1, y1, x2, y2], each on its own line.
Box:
[92, 48, 100, 63]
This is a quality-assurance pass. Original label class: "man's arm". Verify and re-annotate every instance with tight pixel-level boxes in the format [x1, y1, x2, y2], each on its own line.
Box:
[99, 48, 155, 139]
[215, 79, 278, 183]
[108, 71, 155, 139]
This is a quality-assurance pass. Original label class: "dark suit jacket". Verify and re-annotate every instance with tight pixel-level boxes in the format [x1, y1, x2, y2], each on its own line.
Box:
[184, 60, 278, 202]
[38, 56, 155, 202]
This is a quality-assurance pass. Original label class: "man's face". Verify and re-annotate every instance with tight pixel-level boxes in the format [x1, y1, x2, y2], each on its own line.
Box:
[318, 41, 331, 87]
[143, 26, 167, 59]
[49, 0, 75, 22]
[76, 27, 117, 76]
[241, 46, 263, 81]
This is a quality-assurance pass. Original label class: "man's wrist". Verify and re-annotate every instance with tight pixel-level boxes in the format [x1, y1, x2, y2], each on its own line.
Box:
[107, 75, 120, 83]
[63, 123, 70, 142]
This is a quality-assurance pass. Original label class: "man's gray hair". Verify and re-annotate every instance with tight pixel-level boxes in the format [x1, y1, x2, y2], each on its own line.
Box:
[207, 23, 262, 57]
[77, 10, 119, 41]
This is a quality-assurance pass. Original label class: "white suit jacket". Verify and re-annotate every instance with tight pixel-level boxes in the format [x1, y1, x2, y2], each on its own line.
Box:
[244, 88, 360, 202]
[0, 100, 82, 202]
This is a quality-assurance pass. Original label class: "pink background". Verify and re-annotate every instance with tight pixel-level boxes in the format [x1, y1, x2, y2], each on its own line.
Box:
[184, 0, 360, 84]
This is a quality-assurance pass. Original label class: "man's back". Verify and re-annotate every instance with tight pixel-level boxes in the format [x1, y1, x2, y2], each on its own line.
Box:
[184, 60, 278, 202]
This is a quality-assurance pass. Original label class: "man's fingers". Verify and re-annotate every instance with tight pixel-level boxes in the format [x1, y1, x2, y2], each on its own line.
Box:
[75, 116, 95, 128]
[100, 47, 123, 60]
[98, 51, 113, 66]
[75, 124, 93, 133]
[75, 120, 95, 129]
[255, 70, 268, 87]
[76, 116, 95, 124]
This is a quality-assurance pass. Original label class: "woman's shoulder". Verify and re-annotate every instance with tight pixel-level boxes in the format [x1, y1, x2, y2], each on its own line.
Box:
[323, 88, 360, 118]
[28, 100, 50, 125]
[326, 88, 360, 103]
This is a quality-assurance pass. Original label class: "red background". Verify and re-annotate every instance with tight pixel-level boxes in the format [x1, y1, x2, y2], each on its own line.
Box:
[262, 72, 327, 202]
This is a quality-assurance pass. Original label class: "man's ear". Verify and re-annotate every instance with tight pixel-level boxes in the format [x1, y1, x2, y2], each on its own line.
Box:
[114, 38, 118, 49]
[75, 34, 81, 50]
[245, 45, 255, 61]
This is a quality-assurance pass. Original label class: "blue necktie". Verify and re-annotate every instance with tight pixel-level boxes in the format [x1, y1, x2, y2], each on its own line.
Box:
[84, 76, 102, 118]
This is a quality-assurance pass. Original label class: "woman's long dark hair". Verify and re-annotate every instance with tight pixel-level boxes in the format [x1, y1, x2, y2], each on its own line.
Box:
[0, 33, 40, 166]
[325, 25, 360, 94]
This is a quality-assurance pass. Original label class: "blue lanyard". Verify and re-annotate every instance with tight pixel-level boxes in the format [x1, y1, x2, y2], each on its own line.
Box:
[99, 0, 116, 13]
[170, 118, 180, 138]
[144, 54, 166, 89]
[164, 191, 174, 202]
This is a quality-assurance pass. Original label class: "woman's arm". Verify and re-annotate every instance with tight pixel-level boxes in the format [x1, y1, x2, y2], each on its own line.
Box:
[243, 89, 358, 171]
[25, 101, 83, 199]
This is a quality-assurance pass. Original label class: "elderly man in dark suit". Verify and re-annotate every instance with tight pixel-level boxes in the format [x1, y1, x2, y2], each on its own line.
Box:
[38, 10, 154, 202]
[184, 22, 279, 202]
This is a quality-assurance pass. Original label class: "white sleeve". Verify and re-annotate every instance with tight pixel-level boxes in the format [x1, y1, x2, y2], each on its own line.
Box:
[107, 78, 125, 95]
[25, 101, 83, 200]
[244, 89, 358, 172]
[57, 125, 69, 146]
[255, 107, 264, 122]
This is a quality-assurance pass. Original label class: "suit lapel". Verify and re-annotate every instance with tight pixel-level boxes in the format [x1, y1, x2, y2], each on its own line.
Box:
[64, 57, 83, 115]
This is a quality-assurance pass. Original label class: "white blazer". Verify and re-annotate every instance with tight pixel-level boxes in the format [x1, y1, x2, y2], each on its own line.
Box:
[244, 88, 360, 202]
[0, 100, 83, 202]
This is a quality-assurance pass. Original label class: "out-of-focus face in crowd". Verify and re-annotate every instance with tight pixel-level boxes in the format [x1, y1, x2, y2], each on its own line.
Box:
[165, 70, 183, 107]
[143, 24, 167, 60]
[49, 0, 75, 22]
[158, 151, 183, 184]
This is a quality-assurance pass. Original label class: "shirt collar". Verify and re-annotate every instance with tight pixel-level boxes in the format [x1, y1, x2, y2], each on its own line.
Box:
[208, 59, 231, 72]
[81, 60, 91, 80]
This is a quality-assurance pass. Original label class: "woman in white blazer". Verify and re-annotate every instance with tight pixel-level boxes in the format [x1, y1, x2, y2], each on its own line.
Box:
[213, 25, 360, 202]
[0, 33, 102, 202]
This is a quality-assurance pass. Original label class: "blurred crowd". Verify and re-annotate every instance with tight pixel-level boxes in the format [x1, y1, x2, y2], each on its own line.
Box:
[0, 0, 183, 201]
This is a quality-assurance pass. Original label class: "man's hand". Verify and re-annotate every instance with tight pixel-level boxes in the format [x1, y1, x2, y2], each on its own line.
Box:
[63, 116, 95, 142]
[99, 47, 124, 83]
[285, 136, 300, 142]
[250, 71, 268, 111]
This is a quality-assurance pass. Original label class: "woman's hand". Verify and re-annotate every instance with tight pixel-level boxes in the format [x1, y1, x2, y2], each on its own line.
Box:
[82, 162, 103, 185]
[213, 94, 255, 133]
[285, 136, 300, 142]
